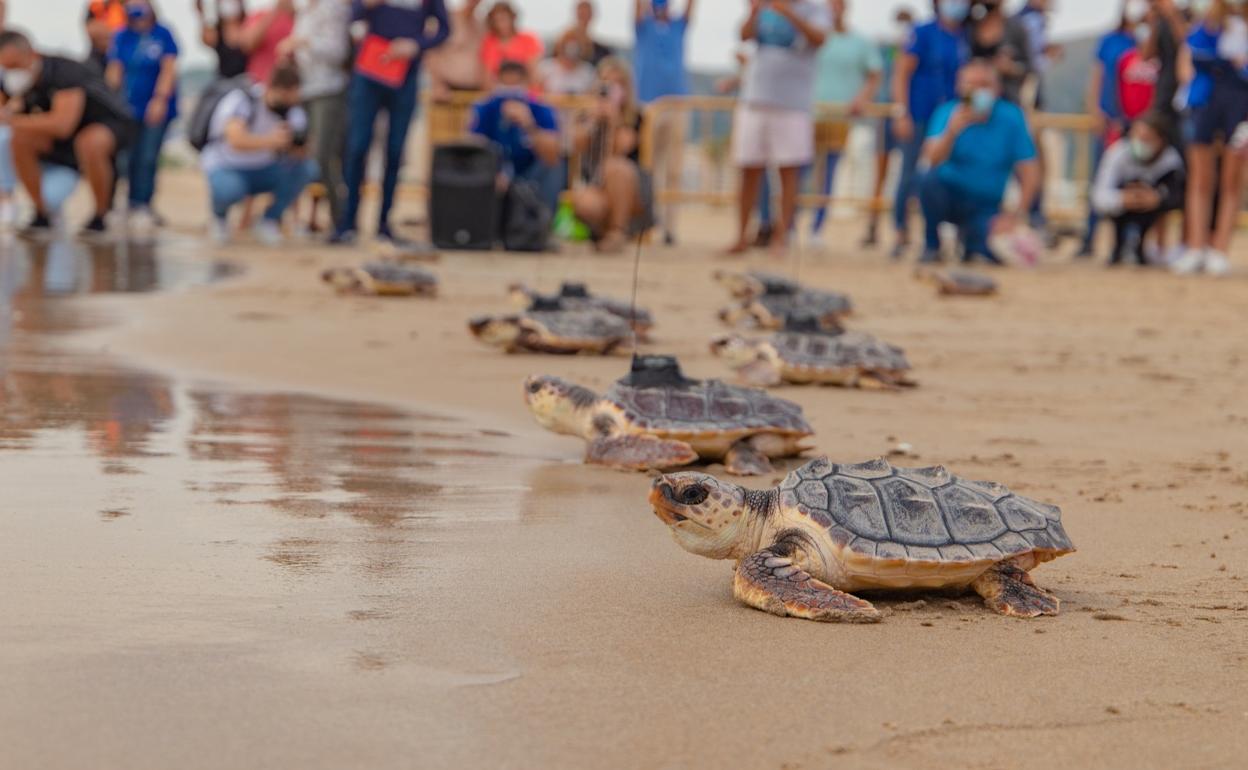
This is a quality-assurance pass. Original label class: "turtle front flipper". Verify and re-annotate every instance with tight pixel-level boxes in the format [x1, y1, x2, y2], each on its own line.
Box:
[971, 562, 1060, 618]
[585, 435, 698, 471]
[736, 357, 783, 388]
[734, 549, 881, 623]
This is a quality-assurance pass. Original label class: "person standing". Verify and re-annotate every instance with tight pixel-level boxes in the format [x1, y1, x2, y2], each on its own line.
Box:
[425, 0, 487, 101]
[105, 0, 179, 230]
[861, 6, 914, 249]
[284, 0, 352, 232]
[564, 1, 612, 66]
[240, 0, 296, 86]
[539, 33, 598, 95]
[634, 0, 695, 246]
[809, 0, 881, 248]
[726, 0, 830, 256]
[194, 0, 248, 79]
[1172, 0, 1248, 276]
[480, 2, 544, 84]
[1077, 2, 1139, 258]
[334, 0, 450, 245]
[890, 0, 969, 260]
[84, 0, 128, 74]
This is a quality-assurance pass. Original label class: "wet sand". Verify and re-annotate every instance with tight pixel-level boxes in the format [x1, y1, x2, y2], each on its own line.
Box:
[4, 181, 1248, 769]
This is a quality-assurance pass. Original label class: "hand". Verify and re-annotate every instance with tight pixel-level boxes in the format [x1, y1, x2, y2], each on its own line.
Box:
[892, 113, 914, 143]
[275, 0, 296, 13]
[269, 124, 294, 151]
[387, 38, 420, 62]
[947, 104, 974, 133]
[501, 99, 535, 130]
[276, 36, 302, 61]
[849, 95, 868, 118]
[993, 210, 1021, 235]
[144, 99, 167, 127]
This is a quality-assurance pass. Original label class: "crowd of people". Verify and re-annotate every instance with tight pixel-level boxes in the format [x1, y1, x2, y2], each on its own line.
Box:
[0, 0, 1244, 271]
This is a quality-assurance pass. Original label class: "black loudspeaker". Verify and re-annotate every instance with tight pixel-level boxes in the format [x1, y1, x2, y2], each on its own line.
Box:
[430, 141, 501, 250]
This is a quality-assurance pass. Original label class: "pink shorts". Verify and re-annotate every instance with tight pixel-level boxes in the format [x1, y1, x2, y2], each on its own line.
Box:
[731, 104, 815, 169]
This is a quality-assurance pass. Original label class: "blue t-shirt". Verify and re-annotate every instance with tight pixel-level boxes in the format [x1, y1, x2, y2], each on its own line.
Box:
[927, 99, 1037, 206]
[904, 21, 966, 124]
[107, 23, 179, 122]
[1094, 31, 1135, 118]
[469, 93, 559, 178]
[634, 15, 689, 103]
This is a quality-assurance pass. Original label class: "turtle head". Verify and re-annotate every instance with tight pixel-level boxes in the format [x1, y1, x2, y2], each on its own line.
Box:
[713, 270, 761, 299]
[469, 315, 523, 348]
[321, 267, 364, 293]
[708, 333, 761, 369]
[650, 472, 767, 560]
[523, 375, 600, 437]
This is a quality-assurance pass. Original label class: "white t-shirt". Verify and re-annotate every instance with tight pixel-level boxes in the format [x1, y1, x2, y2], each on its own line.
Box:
[200, 86, 308, 174]
[740, 1, 831, 113]
[537, 58, 596, 96]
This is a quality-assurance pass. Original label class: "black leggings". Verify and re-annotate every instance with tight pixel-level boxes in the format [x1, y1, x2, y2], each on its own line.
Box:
[1111, 208, 1175, 265]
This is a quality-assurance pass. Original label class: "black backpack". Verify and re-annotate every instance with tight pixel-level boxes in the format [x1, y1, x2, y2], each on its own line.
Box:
[186, 75, 256, 152]
[500, 179, 552, 252]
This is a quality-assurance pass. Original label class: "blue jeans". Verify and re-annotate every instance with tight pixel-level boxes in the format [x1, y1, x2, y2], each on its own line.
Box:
[0, 125, 13, 195]
[919, 171, 1001, 263]
[340, 69, 420, 235]
[126, 121, 169, 207]
[516, 160, 564, 215]
[809, 151, 842, 234]
[893, 120, 927, 237]
[1080, 133, 1107, 248]
[208, 158, 317, 222]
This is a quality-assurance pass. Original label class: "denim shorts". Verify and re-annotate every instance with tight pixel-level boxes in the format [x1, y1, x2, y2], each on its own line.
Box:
[1185, 82, 1248, 145]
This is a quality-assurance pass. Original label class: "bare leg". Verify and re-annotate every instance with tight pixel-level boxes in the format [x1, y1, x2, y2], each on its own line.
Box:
[727, 166, 765, 255]
[571, 187, 607, 232]
[771, 165, 801, 257]
[602, 157, 640, 235]
[10, 128, 53, 212]
[73, 124, 116, 217]
[1211, 148, 1244, 254]
[1184, 144, 1214, 251]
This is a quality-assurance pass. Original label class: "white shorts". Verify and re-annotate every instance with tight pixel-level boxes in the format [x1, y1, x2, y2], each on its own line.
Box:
[731, 104, 815, 169]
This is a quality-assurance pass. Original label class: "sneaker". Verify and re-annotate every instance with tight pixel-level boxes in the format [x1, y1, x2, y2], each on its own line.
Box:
[1170, 248, 1206, 275]
[128, 207, 156, 235]
[21, 212, 52, 238]
[79, 215, 109, 239]
[1074, 241, 1095, 259]
[253, 219, 283, 247]
[890, 241, 910, 261]
[208, 218, 230, 246]
[0, 199, 15, 231]
[1204, 250, 1231, 276]
[376, 226, 414, 249]
[918, 248, 944, 264]
[663, 231, 676, 247]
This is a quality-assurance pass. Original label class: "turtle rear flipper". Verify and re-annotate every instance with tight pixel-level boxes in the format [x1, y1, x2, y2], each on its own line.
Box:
[972, 562, 1060, 618]
[724, 439, 773, 476]
[586, 435, 698, 471]
[734, 549, 881, 623]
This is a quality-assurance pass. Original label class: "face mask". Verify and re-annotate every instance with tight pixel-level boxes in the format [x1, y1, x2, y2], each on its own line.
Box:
[1124, 0, 1148, 24]
[1134, 22, 1152, 45]
[126, 5, 150, 23]
[563, 42, 582, 60]
[1130, 138, 1159, 161]
[970, 87, 997, 114]
[270, 103, 292, 120]
[940, 0, 971, 24]
[3, 68, 33, 97]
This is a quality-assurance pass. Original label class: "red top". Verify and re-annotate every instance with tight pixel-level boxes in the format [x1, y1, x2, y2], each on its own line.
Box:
[1116, 50, 1159, 129]
[480, 31, 544, 77]
[243, 9, 295, 85]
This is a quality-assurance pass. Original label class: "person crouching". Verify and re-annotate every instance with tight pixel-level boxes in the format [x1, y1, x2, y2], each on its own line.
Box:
[199, 61, 317, 245]
[1090, 113, 1184, 267]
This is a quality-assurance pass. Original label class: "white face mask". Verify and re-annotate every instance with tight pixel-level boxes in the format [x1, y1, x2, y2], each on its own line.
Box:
[1124, 0, 1148, 24]
[1217, 17, 1248, 62]
[3, 68, 34, 97]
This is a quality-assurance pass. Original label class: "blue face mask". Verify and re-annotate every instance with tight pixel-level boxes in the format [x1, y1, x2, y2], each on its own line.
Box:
[939, 0, 971, 24]
[126, 5, 150, 23]
[970, 88, 997, 115]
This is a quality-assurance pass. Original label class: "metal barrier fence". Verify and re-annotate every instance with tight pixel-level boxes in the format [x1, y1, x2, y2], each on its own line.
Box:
[422, 91, 1100, 227]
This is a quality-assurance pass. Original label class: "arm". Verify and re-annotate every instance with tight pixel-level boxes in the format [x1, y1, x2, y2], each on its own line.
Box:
[239, 11, 278, 54]
[418, 0, 452, 52]
[86, 18, 114, 55]
[740, 1, 762, 42]
[223, 116, 290, 151]
[145, 54, 177, 125]
[1089, 143, 1124, 215]
[683, 0, 697, 23]
[105, 59, 123, 92]
[10, 88, 86, 140]
[1013, 158, 1040, 216]
[891, 52, 917, 139]
[768, 2, 826, 48]
[852, 70, 881, 114]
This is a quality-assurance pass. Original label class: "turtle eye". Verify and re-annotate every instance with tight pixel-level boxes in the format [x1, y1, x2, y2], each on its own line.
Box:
[527, 380, 543, 394]
[678, 485, 709, 505]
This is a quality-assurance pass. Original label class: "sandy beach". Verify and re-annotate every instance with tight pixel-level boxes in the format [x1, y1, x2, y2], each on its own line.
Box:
[3, 172, 1248, 769]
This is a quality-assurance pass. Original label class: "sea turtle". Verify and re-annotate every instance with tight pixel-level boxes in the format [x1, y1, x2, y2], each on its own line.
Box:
[523, 355, 814, 475]
[714, 269, 803, 299]
[321, 263, 438, 297]
[711, 320, 914, 389]
[509, 281, 655, 336]
[916, 266, 999, 297]
[649, 455, 1076, 622]
[469, 299, 633, 355]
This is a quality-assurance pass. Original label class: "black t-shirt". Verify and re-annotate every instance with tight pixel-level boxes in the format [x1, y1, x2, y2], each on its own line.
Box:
[215, 23, 249, 78]
[17, 55, 134, 130]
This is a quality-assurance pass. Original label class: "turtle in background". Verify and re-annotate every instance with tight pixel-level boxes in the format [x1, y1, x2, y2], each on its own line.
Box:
[523, 355, 814, 475]
[508, 281, 655, 336]
[711, 313, 914, 389]
[915, 266, 999, 297]
[470, 296, 633, 355]
[715, 271, 852, 331]
[649, 456, 1076, 622]
[321, 263, 438, 297]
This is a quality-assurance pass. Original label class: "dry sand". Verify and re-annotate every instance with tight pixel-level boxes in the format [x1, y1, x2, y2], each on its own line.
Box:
[4, 173, 1248, 769]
